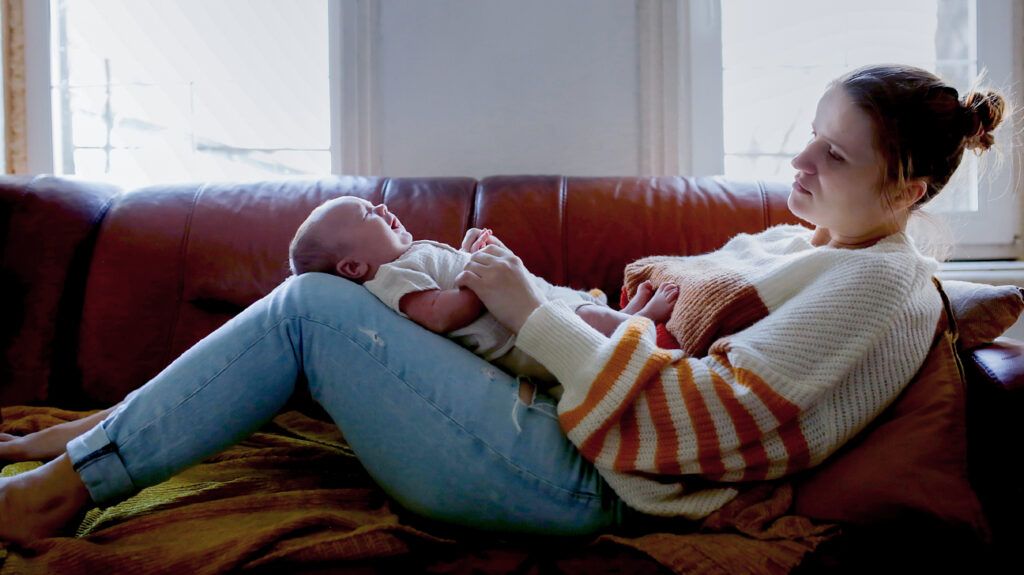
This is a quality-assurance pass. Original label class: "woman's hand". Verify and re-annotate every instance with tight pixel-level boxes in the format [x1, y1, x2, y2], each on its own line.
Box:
[455, 244, 546, 333]
[461, 228, 507, 253]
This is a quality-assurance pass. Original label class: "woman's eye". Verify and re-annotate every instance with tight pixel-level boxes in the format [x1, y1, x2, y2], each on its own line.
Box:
[828, 149, 843, 162]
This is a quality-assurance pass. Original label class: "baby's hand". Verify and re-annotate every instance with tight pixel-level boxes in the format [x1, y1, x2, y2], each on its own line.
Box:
[471, 229, 493, 252]
[462, 227, 506, 253]
[461, 228, 487, 252]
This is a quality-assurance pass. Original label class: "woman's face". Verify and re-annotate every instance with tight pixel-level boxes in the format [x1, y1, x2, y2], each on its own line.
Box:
[789, 87, 900, 245]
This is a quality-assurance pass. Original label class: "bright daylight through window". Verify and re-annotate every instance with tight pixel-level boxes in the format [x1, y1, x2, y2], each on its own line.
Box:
[50, 0, 330, 190]
[722, 0, 981, 214]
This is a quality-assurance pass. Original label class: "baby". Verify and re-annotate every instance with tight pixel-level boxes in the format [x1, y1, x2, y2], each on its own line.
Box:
[289, 196, 678, 382]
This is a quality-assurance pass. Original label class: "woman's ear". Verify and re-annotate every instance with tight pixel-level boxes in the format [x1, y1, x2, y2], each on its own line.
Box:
[336, 258, 368, 280]
[894, 179, 928, 210]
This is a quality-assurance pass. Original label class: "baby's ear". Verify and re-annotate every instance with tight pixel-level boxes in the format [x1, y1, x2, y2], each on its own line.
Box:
[336, 258, 368, 281]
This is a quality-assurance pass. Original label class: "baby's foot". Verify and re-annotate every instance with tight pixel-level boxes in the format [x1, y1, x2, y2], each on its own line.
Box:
[621, 281, 655, 314]
[634, 282, 679, 324]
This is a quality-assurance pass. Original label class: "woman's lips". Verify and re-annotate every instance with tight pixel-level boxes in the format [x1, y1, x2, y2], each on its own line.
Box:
[792, 181, 812, 195]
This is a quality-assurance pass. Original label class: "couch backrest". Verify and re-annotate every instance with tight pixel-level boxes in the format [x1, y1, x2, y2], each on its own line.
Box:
[4, 175, 796, 406]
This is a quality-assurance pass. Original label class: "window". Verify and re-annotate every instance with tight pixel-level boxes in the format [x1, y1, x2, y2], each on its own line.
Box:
[703, 0, 1018, 256]
[21, 0, 1020, 259]
[48, 0, 331, 190]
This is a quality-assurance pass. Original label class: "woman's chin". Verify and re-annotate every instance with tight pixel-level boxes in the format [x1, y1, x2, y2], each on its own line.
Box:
[787, 192, 810, 217]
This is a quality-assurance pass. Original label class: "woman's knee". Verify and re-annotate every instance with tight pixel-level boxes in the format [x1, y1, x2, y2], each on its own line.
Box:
[271, 272, 371, 319]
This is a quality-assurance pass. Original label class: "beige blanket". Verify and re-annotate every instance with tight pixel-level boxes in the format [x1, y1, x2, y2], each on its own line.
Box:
[0, 406, 837, 574]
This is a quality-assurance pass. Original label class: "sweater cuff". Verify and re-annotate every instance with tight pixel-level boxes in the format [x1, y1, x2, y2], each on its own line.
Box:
[516, 300, 608, 385]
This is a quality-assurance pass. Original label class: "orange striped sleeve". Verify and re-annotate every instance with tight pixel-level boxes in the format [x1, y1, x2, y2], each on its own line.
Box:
[709, 371, 769, 481]
[778, 421, 811, 474]
[676, 361, 724, 476]
[613, 405, 640, 471]
[735, 367, 809, 474]
[577, 349, 674, 459]
[645, 375, 682, 475]
[560, 319, 646, 434]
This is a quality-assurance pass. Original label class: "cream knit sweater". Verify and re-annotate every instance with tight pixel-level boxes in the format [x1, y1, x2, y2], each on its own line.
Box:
[515, 224, 941, 518]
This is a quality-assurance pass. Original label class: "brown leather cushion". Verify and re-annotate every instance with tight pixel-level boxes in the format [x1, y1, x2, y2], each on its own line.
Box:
[792, 306, 989, 537]
[940, 280, 1024, 349]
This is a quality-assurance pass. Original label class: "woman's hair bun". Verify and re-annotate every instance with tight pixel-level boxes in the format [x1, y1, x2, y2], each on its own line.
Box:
[961, 90, 1006, 152]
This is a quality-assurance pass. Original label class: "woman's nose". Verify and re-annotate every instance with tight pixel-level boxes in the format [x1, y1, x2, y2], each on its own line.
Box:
[791, 144, 816, 174]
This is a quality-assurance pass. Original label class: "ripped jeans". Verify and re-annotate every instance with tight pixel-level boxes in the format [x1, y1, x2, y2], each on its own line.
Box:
[66, 272, 633, 536]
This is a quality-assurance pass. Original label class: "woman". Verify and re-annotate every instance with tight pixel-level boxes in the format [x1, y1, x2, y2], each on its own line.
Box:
[0, 64, 1008, 543]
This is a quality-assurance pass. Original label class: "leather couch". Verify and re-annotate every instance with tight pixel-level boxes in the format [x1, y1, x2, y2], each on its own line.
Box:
[2, 174, 1021, 572]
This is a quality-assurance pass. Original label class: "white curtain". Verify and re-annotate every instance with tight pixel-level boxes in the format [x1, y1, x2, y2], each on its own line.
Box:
[2, 0, 26, 174]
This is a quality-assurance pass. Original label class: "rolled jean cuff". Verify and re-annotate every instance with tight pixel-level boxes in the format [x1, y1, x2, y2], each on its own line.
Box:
[66, 422, 136, 506]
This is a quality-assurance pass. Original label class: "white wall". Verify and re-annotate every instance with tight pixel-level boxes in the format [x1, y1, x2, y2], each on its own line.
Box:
[375, 0, 641, 177]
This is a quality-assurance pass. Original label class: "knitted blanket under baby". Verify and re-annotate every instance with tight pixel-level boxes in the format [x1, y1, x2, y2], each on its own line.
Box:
[0, 406, 835, 575]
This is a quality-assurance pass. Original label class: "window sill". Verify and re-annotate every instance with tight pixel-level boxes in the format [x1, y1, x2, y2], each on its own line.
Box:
[937, 261, 1024, 287]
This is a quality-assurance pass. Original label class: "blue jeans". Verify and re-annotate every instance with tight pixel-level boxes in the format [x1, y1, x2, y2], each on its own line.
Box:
[66, 273, 632, 536]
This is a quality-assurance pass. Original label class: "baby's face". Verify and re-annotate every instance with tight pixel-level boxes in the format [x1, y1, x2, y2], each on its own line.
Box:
[316, 197, 413, 269]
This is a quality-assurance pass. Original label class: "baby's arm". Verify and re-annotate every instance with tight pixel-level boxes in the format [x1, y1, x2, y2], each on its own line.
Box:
[399, 288, 485, 333]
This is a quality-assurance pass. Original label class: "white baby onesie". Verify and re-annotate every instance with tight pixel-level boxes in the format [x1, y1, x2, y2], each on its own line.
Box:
[363, 240, 602, 378]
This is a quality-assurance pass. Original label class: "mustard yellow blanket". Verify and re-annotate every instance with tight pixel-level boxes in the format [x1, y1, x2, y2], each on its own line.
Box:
[1, 406, 836, 574]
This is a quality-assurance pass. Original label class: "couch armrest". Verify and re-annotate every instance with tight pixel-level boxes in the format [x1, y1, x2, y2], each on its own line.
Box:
[968, 338, 1024, 393]
[963, 337, 1024, 561]
[1, 175, 121, 406]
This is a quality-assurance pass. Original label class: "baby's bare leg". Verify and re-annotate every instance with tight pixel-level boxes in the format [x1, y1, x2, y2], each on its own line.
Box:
[577, 282, 679, 337]
[575, 304, 633, 337]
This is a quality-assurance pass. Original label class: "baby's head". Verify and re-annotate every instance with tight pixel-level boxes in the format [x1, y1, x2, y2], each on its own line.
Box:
[289, 196, 413, 282]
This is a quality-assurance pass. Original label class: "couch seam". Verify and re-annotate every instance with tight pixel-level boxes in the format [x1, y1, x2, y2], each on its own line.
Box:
[469, 178, 480, 231]
[757, 179, 770, 229]
[560, 176, 567, 285]
[164, 185, 205, 370]
[48, 191, 120, 406]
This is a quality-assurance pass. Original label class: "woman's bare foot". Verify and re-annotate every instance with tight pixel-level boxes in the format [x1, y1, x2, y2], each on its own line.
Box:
[634, 282, 679, 324]
[621, 280, 655, 314]
[0, 453, 91, 545]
